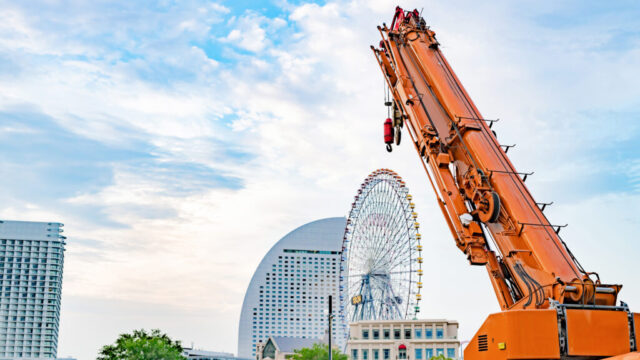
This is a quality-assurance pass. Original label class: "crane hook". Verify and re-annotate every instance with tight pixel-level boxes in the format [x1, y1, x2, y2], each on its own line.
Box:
[384, 118, 394, 152]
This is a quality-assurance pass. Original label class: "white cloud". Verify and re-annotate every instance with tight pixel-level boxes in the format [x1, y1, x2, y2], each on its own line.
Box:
[223, 27, 266, 52]
[0, 1, 639, 359]
[220, 12, 287, 52]
[628, 159, 640, 192]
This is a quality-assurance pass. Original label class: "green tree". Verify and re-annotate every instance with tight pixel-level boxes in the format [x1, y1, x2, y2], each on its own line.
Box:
[290, 343, 348, 360]
[98, 329, 183, 360]
[429, 355, 452, 360]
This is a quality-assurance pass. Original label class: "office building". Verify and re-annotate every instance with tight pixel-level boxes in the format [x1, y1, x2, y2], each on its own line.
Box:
[237, 218, 346, 358]
[346, 319, 460, 360]
[0, 221, 66, 359]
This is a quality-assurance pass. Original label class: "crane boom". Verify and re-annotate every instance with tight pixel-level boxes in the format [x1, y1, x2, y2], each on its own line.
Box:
[372, 7, 639, 359]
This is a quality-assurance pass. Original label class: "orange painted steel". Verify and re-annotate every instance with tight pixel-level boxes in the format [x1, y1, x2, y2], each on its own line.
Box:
[636, 314, 640, 345]
[466, 309, 639, 360]
[465, 310, 561, 360]
[606, 353, 640, 360]
[371, 6, 638, 359]
[565, 309, 630, 357]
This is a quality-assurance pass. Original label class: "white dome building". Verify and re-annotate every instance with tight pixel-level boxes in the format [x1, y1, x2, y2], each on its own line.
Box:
[237, 218, 346, 358]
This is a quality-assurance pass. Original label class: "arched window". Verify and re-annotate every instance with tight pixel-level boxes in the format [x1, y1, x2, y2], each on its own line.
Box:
[398, 344, 407, 359]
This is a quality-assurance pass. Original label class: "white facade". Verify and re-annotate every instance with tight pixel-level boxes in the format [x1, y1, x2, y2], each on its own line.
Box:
[346, 319, 460, 360]
[237, 218, 346, 358]
[0, 221, 66, 359]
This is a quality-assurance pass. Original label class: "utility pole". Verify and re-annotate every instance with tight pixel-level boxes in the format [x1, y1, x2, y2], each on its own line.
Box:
[328, 295, 332, 360]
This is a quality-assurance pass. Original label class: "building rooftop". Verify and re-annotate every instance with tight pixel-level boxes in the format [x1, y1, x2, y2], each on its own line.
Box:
[0, 220, 65, 241]
[270, 336, 324, 353]
[183, 348, 235, 357]
[182, 347, 253, 360]
[349, 319, 458, 324]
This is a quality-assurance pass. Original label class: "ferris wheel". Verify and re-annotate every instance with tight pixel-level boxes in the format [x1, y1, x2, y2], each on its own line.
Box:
[339, 169, 423, 331]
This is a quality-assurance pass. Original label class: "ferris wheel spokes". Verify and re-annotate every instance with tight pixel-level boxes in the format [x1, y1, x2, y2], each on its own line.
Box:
[339, 169, 423, 344]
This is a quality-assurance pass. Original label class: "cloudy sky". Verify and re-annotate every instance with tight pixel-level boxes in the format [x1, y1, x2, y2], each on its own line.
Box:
[0, 0, 639, 359]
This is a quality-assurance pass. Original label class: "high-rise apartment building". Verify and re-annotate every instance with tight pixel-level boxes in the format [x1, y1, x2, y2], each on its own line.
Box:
[0, 220, 66, 359]
[237, 218, 346, 358]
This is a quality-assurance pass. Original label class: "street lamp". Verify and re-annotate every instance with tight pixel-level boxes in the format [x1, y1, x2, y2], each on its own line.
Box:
[325, 295, 333, 360]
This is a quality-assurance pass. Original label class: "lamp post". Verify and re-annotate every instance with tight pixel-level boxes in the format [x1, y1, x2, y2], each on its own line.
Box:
[328, 295, 333, 360]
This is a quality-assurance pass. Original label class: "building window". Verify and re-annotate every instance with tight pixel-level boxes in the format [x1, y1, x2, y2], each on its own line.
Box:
[352, 349, 358, 360]
[383, 329, 390, 339]
[362, 329, 369, 339]
[425, 349, 433, 358]
[447, 349, 455, 358]
[426, 328, 433, 339]
[415, 329, 422, 339]
[373, 349, 379, 360]
[373, 329, 379, 340]
[383, 349, 390, 360]
[415, 349, 422, 360]
[363, 349, 368, 360]
[436, 327, 443, 339]
[393, 329, 401, 339]
[404, 329, 411, 339]
[436, 348, 444, 356]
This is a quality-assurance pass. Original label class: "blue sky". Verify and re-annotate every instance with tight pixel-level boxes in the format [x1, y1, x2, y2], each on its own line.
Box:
[0, 0, 639, 359]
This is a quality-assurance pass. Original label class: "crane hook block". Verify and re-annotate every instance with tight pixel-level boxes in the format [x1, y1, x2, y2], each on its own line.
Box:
[384, 118, 394, 152]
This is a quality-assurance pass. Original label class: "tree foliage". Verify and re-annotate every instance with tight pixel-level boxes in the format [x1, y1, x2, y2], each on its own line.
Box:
[290, 343, 348, 360]
[429, 355, 452, 360]
[98, 329, 183, 360]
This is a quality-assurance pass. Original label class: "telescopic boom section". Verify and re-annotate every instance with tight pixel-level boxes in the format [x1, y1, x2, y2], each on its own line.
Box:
[372, 7, 621, 311]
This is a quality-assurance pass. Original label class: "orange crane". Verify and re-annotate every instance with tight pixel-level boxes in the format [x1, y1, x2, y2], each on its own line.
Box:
[372, 6, 639, 360]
